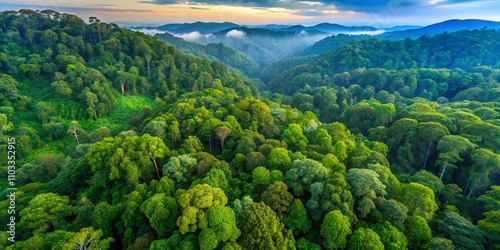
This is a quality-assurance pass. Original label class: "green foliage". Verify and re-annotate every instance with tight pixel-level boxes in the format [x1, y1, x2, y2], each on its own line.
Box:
[346, 168, 387, 218]
[238, 202, 296, 250]
[347, 228, 384, 250]
[437, 212, 486, 250]
[19, 193, 74, 233]
[177, 184, 228, 234]
[404, 216, 432, 248]
[199, 205, 241, 250]
[140, 193, 178, 237]
[54, 227, 114, 250]
[371, 221, 408, 250]
[320, 210, 351, 250]
[283, 199, 312, 235]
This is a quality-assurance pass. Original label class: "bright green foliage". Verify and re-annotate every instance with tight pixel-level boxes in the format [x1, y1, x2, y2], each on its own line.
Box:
[261, 181, 294, 218]
[162, 154, 198, 188]
[267, 147, 292, 172]
[283, 199, 312, 235]
[322, 153, 345, 174]
[150, 230, 198, 250]
[320, 210, 351, 250]
[372, 221, 408, 250]
[286, 158, 331, 196]
[92, 202, 120, 237]
[177, 184, 228, 234]
[347, 228, 384, 250]
[409, 170, 444, 194]
[437, 212, 486, 250]
[435, 135, 474, 181]
[400, 183, 437, 220]
[86, 134, 168, 198]
[477, 211, 500, 243]
[346, 168, 387, 218]
[53, 227, 114, 250]
[375, 198, 408, 231]
[19, 193, 74, 233]
[297, 238, 322, 250]
[140, 193, 178, 237]
[405, 216, 432, 248]
[239, 202, 296, 250]
[282, 123, 309, 151]
[478, 186, 500, 211]
[252, 166, 271, 186]
[199, 205, 241, 250]
[425, 237, 455, 250]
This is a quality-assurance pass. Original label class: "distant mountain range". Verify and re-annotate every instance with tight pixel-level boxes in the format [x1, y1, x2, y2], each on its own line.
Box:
[379, 19, 500, 39]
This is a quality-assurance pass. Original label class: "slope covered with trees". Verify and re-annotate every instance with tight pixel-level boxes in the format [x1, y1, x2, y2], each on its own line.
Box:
[1, 10, 499, 250]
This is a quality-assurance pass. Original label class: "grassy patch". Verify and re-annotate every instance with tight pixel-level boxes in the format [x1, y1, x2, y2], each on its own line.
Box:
[82, 95, 153, 134]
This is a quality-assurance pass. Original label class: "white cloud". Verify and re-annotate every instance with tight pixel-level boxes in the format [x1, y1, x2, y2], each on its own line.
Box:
[226, 29, 246, 38]
[132, 28, 166, 36]
[177, 31, 204, 40]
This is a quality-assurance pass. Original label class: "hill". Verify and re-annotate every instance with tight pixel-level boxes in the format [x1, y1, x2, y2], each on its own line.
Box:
[144, 21, 240, 34]
[154, 32, 260, 76]
[286, 23, 378, 33]
[379, 19, 500, 39]
[265, 28, 500, 94]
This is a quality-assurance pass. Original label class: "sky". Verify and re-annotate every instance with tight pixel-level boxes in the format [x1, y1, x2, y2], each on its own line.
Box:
[1, 0, 500, 27]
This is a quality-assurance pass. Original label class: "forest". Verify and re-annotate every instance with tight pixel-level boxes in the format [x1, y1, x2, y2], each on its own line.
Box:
[0, 9, 499, 250]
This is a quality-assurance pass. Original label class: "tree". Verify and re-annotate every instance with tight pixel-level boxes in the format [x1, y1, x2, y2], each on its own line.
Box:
[283, 199, 311, 235]
[437, 212, 486, 250]
[177, 184, 228, 234]
[140, 193, 178, 237]
[20, 193, 74, 233]
[261, 181, 294, 218]
[346, 168, 386, 218]
[215, 126, 231, 150]
[347, 228, 384, 250]
[371, 221, 408, 250]
[410, 170, 444, 194]
[477, 211, 500, 246]
[400, 183, 438, 220]
[320, 210, 351, 250]
[435, 135, 474, 181]
[282, 123, 308, 151]
[266, 147, 292, 172]
[162, 154, 198, 188]
[425, 237, 455, 250]
[199, 206, 241, 250]
[68, 120, 80, 144]
[405, 215, 432, 248]
[478, 186, 500, 211]
[238, 202, 295, 250]
[54, 227, 114, 250]
[286, 158, 331, 196]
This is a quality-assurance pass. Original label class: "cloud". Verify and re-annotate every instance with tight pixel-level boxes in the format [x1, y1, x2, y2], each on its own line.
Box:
[226, 29, 246, 38]
[143, 0, 494, 14]
[0, 3, 154, 13]
[132, 28, 166, 36]
[177, 31, 204, 40]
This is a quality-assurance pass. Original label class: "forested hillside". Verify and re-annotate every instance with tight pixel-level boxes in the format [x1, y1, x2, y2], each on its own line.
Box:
[154, 32, 260, 77]
[1, 10, 499, 250]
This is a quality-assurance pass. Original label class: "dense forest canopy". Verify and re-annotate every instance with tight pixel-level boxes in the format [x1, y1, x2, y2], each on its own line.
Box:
[0, 9, 499, 250]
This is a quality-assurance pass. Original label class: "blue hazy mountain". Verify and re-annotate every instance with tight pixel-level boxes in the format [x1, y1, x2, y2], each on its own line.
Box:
[155, 21, 240, 34]
[379, 19, 500, 39]
[285, 23, 378, 33]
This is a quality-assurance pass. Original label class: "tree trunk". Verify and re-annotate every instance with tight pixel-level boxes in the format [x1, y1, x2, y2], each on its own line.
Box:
[464, 177, 471, 193]
[439, 163, 447, 180]
[73, 130, 79, 145]
[121, 82, 125, 95]
[422, 141, 432, 169]
[149, 151, 161, 180]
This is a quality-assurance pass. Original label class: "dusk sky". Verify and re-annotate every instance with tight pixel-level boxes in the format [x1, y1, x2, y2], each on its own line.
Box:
[1, 0, 499, 27]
